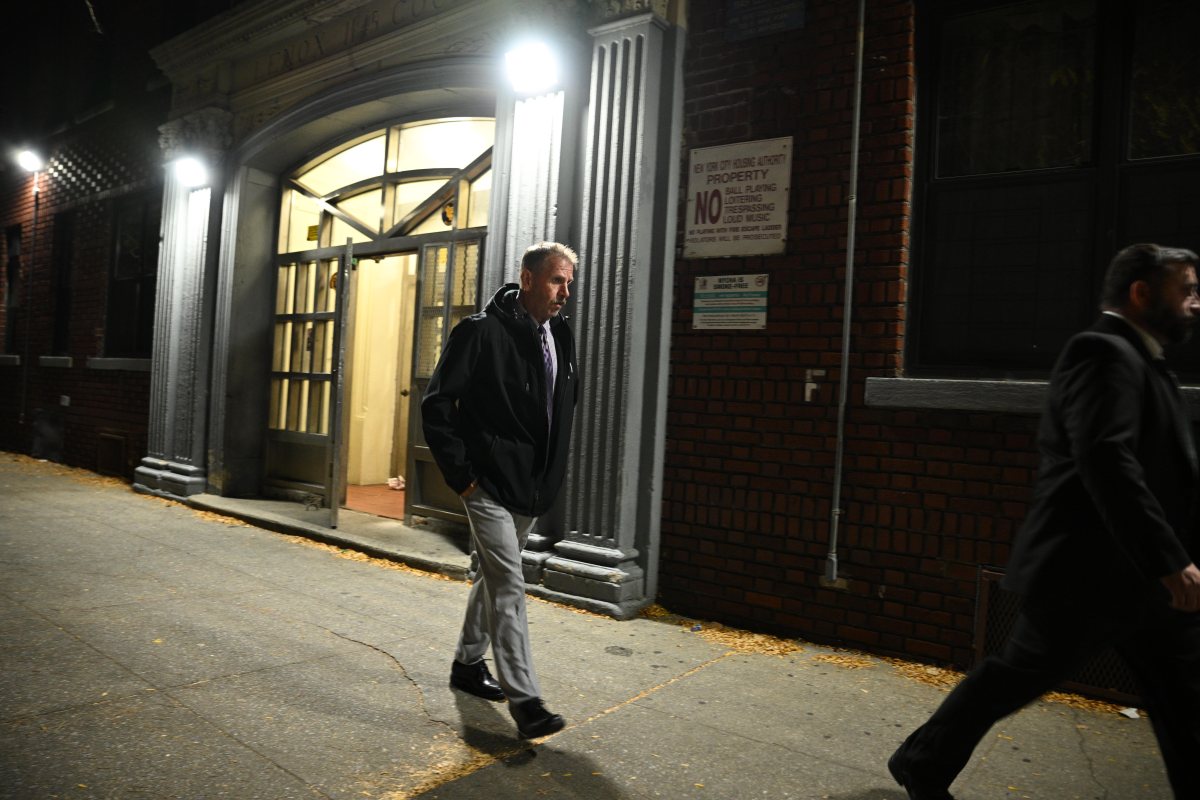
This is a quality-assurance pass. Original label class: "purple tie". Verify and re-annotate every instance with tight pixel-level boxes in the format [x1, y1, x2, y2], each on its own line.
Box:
[540, 325, 554, 423]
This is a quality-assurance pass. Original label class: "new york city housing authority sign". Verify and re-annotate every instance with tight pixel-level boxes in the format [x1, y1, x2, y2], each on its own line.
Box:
[683, 137, 792, 258]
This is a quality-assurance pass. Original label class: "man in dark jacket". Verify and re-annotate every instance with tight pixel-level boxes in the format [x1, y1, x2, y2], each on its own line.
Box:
[422, 241, 578, 739]
[889, 243, 1200, 799]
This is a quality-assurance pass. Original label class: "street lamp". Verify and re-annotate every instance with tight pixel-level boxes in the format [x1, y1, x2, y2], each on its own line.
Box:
[14, 149, 44, 427]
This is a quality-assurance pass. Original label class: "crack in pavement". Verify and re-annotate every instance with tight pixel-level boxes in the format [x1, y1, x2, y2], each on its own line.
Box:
[322, 627, 460, 736]
[1069, 706, 1109, 800]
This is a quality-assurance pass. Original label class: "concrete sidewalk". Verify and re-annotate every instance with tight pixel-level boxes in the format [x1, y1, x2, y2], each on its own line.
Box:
[0, 453, 1171, 799]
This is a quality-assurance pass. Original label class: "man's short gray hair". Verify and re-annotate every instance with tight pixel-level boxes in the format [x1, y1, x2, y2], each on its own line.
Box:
[521, 241, 578, 274]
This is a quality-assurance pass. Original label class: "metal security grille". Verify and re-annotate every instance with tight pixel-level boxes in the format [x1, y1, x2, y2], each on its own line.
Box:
[977, 570, 1141, 706]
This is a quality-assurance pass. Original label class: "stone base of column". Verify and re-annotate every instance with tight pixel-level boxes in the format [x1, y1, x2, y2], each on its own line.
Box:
[539, 540, 649, 619]
[134, 457, 208, 498]
[521, 548, 556, 584]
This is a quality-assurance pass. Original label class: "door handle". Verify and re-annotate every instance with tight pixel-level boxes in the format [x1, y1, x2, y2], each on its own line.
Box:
[400, 389, 410, 397]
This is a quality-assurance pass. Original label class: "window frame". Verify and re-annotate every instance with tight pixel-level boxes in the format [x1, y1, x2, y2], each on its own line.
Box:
[104, 190, 162, 359]
[909, 0, 1200, 378]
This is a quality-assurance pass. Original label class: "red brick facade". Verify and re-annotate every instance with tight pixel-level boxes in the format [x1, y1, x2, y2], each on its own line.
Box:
[0, 114, 161, 478]
[659, 0, 1038, 668]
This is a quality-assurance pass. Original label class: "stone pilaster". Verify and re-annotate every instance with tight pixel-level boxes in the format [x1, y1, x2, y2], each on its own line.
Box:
[134, 108, 232, 498]
[541, 13, 684, 617]
[482, 31, 589, 579]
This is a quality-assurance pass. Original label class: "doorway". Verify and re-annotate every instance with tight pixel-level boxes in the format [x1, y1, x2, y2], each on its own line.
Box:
[263, 117, 495, 527]
[344, 253, 417, 521]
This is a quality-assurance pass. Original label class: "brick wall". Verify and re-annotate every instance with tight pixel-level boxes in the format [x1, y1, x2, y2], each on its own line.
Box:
[659, 0, 1040, 669]
[0, 111, 161, 478]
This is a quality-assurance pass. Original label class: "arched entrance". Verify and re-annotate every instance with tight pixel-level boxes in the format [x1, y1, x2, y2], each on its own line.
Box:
[264, 117, 493, 527]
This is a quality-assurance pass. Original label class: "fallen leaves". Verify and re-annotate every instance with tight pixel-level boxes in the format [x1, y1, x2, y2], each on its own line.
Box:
[814, 653, 875, 670]
[640, 604, 803, 656]
[1042, 691, 1125, 715]
[294, 538, 455, 581]
[882, 657, 964, 690]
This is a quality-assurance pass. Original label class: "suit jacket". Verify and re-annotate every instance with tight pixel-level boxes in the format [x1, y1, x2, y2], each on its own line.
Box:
[1003, 314, 1199, 607]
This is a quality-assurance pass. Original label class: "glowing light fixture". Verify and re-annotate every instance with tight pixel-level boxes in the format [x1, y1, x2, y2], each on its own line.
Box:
[16, 149, 44, 173]
[174, 156, 208, 188]
[505, 40, 560, 95]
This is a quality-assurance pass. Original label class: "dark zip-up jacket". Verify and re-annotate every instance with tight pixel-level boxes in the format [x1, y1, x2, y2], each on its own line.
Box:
[421, 284, 578, 516]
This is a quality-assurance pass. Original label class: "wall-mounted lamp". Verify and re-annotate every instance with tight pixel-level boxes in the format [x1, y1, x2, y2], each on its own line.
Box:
[505, 40, 561, 96]
[173, 156, 209, 188]
[16, 150, 45, 174]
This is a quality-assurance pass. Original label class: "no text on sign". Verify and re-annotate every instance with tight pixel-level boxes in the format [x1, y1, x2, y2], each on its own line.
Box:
[684, 137, 792, 259]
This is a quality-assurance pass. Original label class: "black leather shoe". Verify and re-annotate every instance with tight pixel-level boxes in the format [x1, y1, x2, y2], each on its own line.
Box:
[510, 698, 565, 739]
[449, 659, 505, 701]
[887, 748, 955, 800]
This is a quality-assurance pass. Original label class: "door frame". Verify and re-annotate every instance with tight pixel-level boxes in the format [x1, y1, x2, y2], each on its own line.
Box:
[405, 236, 486, 526]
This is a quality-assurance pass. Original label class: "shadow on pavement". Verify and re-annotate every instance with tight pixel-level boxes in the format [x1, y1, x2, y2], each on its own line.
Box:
[826, 789, 908, 800]
[410, 693, 628, 798]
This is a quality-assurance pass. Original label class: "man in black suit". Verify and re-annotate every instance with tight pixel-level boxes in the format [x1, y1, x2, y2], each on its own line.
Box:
[889, 243, 1200, 799]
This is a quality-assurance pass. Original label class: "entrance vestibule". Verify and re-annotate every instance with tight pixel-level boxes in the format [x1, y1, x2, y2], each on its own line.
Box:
[345, 253, 416, 522]
[264, 117, 493, 528]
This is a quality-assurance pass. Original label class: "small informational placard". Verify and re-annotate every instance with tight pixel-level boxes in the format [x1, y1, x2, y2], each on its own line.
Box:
[725, 0, 806, 42]
[693, 274, 769, 330]
[684, 137, 792, 259]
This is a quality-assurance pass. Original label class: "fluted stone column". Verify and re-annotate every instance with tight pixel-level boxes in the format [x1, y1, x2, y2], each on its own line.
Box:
[482, 32, 588, 579]
[134, 108, 232, 498]
[541, 13, 684, 617]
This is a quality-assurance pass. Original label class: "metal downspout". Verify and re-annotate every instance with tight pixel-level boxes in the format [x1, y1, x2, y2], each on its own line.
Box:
[826, 0, 867, 584]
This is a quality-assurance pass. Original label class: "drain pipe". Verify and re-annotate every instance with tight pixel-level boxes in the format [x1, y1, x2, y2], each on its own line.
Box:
[826, 0, 867, 585]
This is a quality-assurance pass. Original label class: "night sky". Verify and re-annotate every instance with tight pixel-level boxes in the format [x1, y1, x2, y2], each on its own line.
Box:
[1, 0, 239, 177]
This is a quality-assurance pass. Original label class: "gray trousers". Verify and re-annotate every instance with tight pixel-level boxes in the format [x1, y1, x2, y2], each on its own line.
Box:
[454, 489, 541, 704]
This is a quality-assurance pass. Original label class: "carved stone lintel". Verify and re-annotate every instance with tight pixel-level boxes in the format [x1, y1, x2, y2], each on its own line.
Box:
[586, 0, 671, 21]
[159, 108, 235, 162]
[502, 0, 670, 33]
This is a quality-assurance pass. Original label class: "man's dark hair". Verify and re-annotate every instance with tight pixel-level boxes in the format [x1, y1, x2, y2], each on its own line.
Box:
[521, 241, 578, 274]
[1100, 243, 1200, 309]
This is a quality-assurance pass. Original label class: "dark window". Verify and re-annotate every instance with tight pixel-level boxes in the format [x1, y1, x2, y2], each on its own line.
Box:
[913, 0, 1200, 376]
[51, 211, 75, 356]
[936, 1, 1095, 177]
[106, 193, 161, 358]
[1128, 1, 1200, 160]
[4, 225, 20, 353]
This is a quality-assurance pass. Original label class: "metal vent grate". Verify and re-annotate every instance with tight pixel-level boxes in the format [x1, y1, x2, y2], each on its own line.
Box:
[977, 569, 1141, 705]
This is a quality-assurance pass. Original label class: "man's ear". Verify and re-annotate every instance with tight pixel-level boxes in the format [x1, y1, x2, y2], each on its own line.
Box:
[519, 268, 532, 292]
[1130, 279, 1153, 312]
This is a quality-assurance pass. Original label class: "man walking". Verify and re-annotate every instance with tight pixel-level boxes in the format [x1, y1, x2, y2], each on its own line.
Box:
[889, 243, 1200, 799]
[422, 241, 578, 739]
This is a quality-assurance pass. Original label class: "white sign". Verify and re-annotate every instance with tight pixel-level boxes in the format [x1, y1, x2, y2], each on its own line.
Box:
[693, 274, 769, 330]
[684, 137, 792, 258]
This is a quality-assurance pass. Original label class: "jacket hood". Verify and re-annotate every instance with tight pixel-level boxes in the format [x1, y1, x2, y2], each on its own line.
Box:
[486, 283, 570, 329]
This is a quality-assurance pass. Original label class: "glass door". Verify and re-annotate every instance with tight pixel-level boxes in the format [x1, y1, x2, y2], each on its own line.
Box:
[266, 117, 494, 522]
[264, 256, 343, 507]
[406, 238, 483, 524]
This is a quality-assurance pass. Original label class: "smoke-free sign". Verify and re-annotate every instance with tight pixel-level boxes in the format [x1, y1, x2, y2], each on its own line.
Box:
[684, 137, 792, 258]
[693, 273, 769, 330]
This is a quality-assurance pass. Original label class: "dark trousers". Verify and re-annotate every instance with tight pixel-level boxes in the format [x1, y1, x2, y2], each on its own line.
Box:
[897, 599, 1200, 797]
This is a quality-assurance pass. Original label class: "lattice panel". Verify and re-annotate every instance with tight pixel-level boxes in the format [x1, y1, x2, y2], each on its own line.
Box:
[978, 570, 1141, 705]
